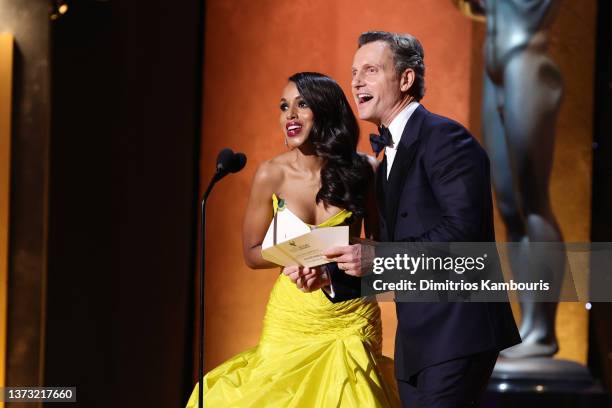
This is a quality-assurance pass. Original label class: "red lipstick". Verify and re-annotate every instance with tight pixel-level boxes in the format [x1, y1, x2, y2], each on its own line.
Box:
[286, 121, 303, 137]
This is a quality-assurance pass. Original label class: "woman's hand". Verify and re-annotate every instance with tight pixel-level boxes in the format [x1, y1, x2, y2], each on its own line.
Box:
[282, 265, 330, 292]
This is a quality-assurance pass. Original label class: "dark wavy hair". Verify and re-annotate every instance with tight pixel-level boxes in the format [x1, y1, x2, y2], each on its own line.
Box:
[288, 72, 373, 218]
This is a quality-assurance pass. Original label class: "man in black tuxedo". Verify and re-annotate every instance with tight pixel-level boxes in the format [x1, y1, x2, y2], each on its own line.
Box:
[291, 31, 521, 407]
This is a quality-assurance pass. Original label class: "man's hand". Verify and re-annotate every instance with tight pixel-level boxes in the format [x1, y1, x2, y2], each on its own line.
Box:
[282, 265, 330, 292]
[324, 243, 375, 277]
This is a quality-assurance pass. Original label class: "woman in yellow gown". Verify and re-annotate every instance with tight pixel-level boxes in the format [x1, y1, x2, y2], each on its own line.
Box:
[186, 72, 400, 407]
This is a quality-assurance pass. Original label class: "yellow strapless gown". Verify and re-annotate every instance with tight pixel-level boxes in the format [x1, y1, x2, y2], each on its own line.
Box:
[186, 195, 400, 407]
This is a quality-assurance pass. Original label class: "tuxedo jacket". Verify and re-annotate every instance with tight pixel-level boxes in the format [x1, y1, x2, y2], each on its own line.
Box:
[328, 105, 521, 380]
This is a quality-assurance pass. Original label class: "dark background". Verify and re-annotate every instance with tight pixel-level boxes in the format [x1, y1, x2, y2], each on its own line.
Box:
[589, 0, 612, 393]
[44, 0, 201, 406]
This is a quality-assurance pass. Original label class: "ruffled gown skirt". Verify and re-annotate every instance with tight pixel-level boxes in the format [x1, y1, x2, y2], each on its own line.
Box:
[186, 274, 400, 407]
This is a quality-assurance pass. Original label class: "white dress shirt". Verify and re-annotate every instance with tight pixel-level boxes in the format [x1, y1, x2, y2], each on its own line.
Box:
[323, 102, 420, 298]
[385, 101, 420, 178]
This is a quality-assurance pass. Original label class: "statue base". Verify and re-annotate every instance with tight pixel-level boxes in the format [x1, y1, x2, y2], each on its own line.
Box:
[481, 357, 610, 407]
[490, 357, 595, 392]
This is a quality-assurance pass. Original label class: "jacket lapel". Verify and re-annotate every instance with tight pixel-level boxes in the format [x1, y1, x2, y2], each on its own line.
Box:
[385, 104, 427, 239]
[376, 154, 387, 218]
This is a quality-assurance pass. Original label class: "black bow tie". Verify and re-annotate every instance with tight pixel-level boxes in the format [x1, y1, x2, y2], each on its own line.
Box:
[369, 126, 393, 156]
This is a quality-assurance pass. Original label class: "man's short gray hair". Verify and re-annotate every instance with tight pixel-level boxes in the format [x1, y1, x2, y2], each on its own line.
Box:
[358, 31, 425, 101]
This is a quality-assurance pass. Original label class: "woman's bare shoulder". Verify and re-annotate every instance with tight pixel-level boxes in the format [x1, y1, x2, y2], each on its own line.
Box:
[252, 152, 292, 187]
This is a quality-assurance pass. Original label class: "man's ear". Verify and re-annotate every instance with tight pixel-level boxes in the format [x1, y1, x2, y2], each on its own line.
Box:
[399, 68, 415, 93]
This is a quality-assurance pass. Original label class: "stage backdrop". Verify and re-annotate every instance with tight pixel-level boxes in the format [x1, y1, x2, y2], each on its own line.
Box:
[0, 33, 13, 407]
[198, 0, 593, 372]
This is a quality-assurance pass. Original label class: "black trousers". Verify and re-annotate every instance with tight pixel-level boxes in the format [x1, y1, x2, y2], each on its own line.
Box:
[397, 350, 498, 408]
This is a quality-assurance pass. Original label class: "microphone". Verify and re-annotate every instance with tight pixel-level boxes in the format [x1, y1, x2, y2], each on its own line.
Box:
[214, 148, 247, 181]
[230, 153, 247, 173]
[215, 148, 235, 175]
[198, 148, 247, 408]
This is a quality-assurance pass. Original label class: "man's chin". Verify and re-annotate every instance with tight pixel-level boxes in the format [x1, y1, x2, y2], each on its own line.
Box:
[357, 110, 377, 123]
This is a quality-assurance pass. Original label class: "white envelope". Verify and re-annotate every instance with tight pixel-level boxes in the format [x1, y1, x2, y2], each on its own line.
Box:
[261, 206, 349, 267]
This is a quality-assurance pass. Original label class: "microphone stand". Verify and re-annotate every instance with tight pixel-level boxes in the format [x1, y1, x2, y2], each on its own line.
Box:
[195, 150, 245, 407]
[198, 172, 221, 408]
